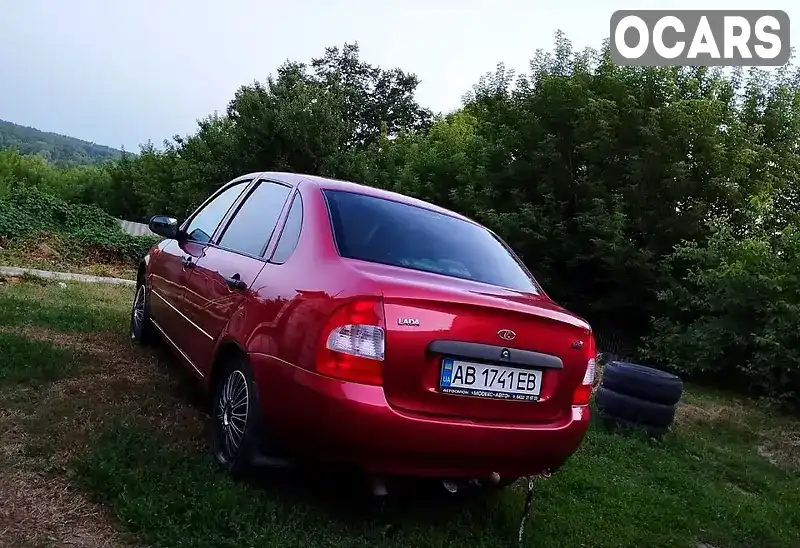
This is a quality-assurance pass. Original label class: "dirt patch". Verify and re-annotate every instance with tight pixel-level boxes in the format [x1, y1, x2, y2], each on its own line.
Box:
[0, 468, 134, 548]
[0, 233, 137, 281]
[0, 326, 206, 547]
[0, 326, 135, 362]
[757, 435, 800, 471]
[36, 242, 61, 260]
[674, 398, 754, 427]
[725, 482, 755, 497]
[23, 327, 205, 463]
[0, 408, 27, 470]
[676, 396, 800, 472]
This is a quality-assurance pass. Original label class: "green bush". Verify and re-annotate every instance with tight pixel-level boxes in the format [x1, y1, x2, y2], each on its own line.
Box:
[0, 187, 158, 264]
[642, 214, 800, 408]
[4, 35, 800, 405]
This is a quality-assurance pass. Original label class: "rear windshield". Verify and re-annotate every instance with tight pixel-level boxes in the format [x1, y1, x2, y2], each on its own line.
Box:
[323, 190, 538, 293]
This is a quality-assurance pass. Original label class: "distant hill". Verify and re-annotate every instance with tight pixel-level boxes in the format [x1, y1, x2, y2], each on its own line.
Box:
[0, 119, 125, 165]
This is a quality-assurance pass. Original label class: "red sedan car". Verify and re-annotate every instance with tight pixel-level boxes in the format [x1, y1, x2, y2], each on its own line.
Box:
[131, 172, 596, 491]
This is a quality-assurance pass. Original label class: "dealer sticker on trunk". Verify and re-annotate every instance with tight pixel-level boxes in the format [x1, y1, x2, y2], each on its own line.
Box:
[439, 358, 543, 401]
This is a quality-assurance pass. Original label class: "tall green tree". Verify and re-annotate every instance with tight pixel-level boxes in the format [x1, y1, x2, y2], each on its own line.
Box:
[5, 35, 800, 405]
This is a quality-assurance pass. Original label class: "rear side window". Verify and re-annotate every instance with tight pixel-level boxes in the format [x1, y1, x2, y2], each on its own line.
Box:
[271, 193, 303, 264]
[323, 190, 537, 293]
[218, 181, 291, 257]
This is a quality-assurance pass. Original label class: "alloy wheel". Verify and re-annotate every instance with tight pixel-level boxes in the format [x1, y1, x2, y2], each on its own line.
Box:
[215, 370, 249, 462]
[131, 285, 146, 339]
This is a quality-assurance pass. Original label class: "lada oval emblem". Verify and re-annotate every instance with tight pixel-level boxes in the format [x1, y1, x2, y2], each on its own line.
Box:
[497, 329, 516, 341]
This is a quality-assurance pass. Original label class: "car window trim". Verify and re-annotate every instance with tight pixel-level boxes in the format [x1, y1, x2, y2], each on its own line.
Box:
[268, 190, 304, 265]
[212, 178, 294, 261]
[485, 228, 542, 295]
[179, 178, 253, 243]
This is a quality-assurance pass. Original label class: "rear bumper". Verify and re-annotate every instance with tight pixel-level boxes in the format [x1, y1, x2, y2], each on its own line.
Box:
[250, 353, 591, 479]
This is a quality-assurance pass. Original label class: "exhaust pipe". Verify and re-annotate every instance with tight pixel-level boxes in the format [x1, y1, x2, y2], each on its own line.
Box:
[442, 480, 459, 493]
[370, 476, 388, 497]
[443, 472, 501, 493]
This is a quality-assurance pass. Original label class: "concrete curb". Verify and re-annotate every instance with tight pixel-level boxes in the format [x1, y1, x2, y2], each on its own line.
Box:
[0, 266, 136, 286]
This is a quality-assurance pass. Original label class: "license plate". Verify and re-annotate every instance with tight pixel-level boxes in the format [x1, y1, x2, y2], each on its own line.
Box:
[439, 358, 543, 401]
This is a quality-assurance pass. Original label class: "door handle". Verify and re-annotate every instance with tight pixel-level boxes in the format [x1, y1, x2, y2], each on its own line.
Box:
[224, 273, 247, 290]
[181, 256, 195, 268]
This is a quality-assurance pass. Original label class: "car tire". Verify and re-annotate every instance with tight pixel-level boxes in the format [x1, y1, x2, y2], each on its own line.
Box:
[130, 282, 154, 344]
[601, 361, 683, 406]
[594, 386, 676, 428]
[210, 357, 263, 479]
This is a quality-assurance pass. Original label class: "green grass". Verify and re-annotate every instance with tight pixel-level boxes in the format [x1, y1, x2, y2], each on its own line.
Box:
[70, 409, 800, 548]
[0, 331, 79, 387]
[1, 279, 798, 548]
[0, 277, 133, 333]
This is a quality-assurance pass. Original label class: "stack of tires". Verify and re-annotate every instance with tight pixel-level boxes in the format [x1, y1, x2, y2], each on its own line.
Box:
[595, 361, 683, 438]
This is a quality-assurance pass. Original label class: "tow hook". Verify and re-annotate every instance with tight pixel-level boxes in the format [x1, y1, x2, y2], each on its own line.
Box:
[517, 470, 553, 544]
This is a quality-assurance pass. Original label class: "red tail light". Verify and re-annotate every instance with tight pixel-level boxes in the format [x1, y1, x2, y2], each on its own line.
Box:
[315, 298, 385, 385]
[572, 332, 597, 406]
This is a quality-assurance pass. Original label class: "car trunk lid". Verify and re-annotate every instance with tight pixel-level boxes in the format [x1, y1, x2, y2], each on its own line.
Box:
[356, 262, 592, 423]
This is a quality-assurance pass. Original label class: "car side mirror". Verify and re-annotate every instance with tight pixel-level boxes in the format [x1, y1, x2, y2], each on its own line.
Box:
[148, 215, 180, 240]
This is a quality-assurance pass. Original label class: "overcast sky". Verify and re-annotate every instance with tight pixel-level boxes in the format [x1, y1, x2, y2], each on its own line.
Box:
[1, 0, 796, 151]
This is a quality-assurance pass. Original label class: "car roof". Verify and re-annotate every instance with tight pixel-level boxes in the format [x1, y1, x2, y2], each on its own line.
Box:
[250, 171, 474, 224]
